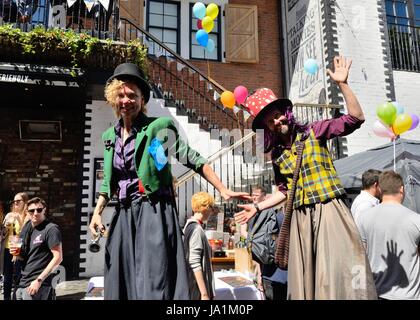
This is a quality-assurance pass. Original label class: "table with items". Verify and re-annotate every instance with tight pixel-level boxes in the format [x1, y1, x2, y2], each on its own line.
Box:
[214, 270, 264, 300]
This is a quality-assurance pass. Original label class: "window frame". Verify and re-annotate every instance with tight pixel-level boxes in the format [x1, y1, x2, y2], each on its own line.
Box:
[146, 0, 181, 54]
[188, 2, 222, 62]
[385, 0, 420, 26]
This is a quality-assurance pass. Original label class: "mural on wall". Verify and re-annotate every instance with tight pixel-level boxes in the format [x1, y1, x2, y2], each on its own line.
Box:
[283, 0, 327, 104]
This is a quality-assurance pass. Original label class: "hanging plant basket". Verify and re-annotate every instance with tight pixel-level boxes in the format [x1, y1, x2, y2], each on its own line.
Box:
[0, 24, 148, 75]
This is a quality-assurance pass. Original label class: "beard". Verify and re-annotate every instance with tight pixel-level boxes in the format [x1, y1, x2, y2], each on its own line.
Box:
[274, 124, 289, 136]
[280, 124, 289, 135]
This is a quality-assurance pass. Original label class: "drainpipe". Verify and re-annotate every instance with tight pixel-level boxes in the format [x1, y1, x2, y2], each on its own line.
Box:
[277, 0, 288, 98]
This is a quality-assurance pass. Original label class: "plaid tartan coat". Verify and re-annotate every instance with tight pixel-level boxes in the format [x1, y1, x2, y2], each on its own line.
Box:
[276, 129, 345, 209]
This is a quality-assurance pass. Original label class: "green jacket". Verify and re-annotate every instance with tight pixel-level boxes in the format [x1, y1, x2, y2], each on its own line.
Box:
[99, 113, 208, 198]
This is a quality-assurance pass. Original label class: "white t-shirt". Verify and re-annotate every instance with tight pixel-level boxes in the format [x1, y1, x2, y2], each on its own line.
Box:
[351, 190, 379, 223]
[357, 203, 420, 300]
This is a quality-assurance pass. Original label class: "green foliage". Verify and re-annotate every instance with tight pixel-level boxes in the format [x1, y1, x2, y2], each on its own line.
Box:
[0, 24, 148, 76]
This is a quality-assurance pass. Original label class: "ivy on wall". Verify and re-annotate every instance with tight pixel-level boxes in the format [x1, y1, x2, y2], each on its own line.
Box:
[0, 24, 148, 76]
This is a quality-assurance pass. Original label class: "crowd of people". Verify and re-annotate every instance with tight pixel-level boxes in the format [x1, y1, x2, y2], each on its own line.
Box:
[0, 193, 62, 300]
[1, 56, 419, 300]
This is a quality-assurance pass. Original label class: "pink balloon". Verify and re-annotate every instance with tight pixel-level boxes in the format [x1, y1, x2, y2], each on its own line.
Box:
[234, 85, 248, 105]
[373, 119, 396, 139]
[197, 19, 202, 30]
[410, 114, 419, 130]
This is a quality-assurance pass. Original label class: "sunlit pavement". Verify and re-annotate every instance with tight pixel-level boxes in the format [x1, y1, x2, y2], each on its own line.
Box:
[0, 278, 90, 300]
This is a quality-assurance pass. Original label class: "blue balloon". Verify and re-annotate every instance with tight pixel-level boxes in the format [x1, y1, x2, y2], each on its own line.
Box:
[193, 2, 206, 20]
[304, 58, 319, 75]
[206, 39, 215, 53]
[391, 101, 404, 115]
[196, 29, 209, 47]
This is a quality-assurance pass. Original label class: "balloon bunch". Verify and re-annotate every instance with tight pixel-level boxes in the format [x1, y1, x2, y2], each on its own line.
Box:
[193, 2, 219, 53]
[373, 101, 419, 139]
[220, 86, 248, 109]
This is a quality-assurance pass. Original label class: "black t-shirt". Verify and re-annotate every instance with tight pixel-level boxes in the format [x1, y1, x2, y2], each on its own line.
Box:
[19, 220, 62, 288]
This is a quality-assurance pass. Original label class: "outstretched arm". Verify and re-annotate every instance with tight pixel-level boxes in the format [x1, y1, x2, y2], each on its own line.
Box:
[327, 55, 364, 121]
[201, 164, 250, 201]
[234, 192, 286, 224]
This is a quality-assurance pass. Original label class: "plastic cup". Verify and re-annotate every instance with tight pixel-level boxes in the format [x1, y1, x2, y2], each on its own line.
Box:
[9, 236, 23, 256]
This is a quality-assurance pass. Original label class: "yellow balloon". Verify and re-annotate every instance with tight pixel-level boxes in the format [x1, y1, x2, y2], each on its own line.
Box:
[206, 3, 219, 20]
[221, 91, 235, 109]
[202, 16, 214, 33]
[392, 113, 413, 135]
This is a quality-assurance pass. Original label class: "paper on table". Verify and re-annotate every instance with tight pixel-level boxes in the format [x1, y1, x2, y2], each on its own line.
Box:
[218, 276, 253, 288]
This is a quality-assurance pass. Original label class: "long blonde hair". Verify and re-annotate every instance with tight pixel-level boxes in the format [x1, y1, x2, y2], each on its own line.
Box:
[13, 192, 30, 227]
[104, 79, 147, 117]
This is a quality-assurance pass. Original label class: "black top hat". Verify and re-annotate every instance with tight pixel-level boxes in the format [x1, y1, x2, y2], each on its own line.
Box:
[107, 63, 151, 103]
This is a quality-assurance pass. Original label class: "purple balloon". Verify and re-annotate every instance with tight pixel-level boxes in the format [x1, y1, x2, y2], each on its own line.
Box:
[410, 114, 419, 130]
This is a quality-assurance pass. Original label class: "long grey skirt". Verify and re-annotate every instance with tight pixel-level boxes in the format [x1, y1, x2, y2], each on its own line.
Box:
[287, 198, 378, 300]
[104, 196, 190, 300]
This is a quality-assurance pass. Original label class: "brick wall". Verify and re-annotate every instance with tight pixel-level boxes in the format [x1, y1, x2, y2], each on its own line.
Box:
[0, 100, 85, 279]
[188, 0, 285, 98]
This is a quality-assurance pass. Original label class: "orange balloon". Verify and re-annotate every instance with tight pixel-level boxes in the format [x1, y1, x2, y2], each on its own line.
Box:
[220, 91, 235, 109]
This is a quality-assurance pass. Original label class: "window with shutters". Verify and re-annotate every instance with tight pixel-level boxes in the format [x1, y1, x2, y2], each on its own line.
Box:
[225, 4, 259, 63]
[189, 3, 221, 61]
[146, 0, 180, 54]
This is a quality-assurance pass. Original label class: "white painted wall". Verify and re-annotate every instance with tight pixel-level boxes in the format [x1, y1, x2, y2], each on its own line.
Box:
[393, 70, 420, 141]
[334, 1, 420, 156]
[333, 0, 395, 155]
[282, 0, 328, 104]
[80, 100, 114, 277]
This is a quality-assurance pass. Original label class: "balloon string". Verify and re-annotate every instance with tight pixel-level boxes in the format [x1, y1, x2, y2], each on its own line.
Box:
[393, 139, 396, 172]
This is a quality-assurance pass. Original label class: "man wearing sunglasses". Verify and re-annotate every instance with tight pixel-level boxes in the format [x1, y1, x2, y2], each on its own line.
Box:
[12, 197, 62, 300]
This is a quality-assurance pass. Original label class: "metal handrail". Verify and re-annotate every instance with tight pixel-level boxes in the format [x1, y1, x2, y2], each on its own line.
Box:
[176, 131, 256, 187]
[176, 103, 343, 187]
[119, 17, 247, 130]
[294, 103, 341, 109]
[119, 17, 227, 93]
[149, 53, 242, 126]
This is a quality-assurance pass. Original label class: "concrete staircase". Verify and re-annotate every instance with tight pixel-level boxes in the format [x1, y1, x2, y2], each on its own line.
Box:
[146, 87, 271, 224]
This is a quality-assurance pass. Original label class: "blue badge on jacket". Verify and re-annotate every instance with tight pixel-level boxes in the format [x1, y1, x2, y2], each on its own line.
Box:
[148, 138, 168, 171]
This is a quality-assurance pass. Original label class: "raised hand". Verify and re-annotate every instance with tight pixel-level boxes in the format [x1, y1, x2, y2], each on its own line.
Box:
[327, 55, 352, 84]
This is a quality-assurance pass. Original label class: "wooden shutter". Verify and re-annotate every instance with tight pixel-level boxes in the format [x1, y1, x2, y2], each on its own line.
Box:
[120, 0, 144, 27]
[225, 4, 259, 63]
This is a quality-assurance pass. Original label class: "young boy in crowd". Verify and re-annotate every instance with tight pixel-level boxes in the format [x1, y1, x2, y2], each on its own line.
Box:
[183, 192, 218, 300]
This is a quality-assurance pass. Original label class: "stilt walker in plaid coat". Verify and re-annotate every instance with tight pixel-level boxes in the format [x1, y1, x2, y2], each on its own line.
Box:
[235, 56, 377, 300]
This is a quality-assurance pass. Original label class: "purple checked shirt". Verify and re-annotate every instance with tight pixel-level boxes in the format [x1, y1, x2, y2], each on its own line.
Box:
[113, 118, 142, 203]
